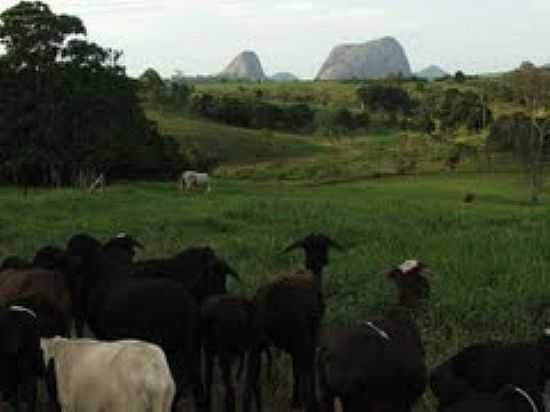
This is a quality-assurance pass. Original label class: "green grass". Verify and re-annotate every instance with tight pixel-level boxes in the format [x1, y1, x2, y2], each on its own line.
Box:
[147, 109, 322, 165]
[145, 109, 406, 181]
[147, 107, 514, 185]
[2, 173, 550, 411]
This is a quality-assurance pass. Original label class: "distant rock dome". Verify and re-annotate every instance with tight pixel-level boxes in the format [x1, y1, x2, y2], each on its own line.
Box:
[415, 65, 449, 80]
[271, 72, 299, 81]
[316, 36, 412, 80]
[220, 50, 266, 81]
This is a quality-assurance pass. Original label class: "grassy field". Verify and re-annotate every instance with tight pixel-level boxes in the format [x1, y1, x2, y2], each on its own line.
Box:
[147, 108, 515, 184]
[2, 79, 540, 410]
[2, 172, 549, 411]
[147, 110, 323, 166]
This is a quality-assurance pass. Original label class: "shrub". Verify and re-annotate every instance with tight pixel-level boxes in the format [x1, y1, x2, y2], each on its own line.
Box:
[189, 93, 315, 133]
[438, 89, 492, 132]
[284, 103, 315, 132]
[180, 142, 220, 173]
[314, 108, 368, 136]
[356, 83, 416, 116]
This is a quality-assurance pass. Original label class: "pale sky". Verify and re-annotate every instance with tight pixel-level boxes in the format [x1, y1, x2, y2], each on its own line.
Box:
[1, 0, 549, 79]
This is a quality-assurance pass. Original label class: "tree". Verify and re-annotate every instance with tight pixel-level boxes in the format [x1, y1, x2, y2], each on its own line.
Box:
[475, 81, 494, 130]
[254, 88, 264, 99]
[139, 69, 192, 111]
[438, 89, 468, 130]
[214, 96, 251, 128]
[356, 83, 415, 118]
[166, 70, 192, 109]
[487, 113, 532, 151]
[250, 101, 284, 129]
[504, 63, 550, 203]
[0, 1, 85, 72]
[487, 112, 550, 199]
[170, 69, 187, 85]
[0, 1, 185, 187]
[139, 68, 165, 105]
[314, 108, 360, 136]
[189, 93, 215, 116]
[284, 104, 314, 132]
[437, 89, 492, 132]
[412, 106, 436, 135]
[454, 70, 466, 83]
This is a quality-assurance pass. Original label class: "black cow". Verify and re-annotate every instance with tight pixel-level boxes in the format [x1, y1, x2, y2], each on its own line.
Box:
[0, 305, 44, 411]
[440, 385, 543, 412]
[65, 233, 242, 411]
[431, 334, 550, 411]
[133, 246, 240, 304]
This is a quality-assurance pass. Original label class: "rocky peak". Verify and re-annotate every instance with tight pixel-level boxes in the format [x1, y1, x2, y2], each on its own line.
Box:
[316, 36, 412, 80]
[220, 50, 266, 81]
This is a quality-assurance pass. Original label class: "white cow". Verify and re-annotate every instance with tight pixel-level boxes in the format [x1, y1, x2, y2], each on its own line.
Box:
[179, 170, 211, 193]
[40, 337, 175, 412]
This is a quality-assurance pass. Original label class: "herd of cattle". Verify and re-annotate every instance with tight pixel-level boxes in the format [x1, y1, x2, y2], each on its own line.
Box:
[0, 232, 548, 412]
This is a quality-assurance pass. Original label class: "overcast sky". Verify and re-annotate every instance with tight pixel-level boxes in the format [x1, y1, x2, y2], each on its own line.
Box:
[1, 0, 549, 78]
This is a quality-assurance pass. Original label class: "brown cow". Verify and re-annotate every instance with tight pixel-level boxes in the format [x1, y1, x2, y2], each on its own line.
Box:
[0, 265, 72, 337]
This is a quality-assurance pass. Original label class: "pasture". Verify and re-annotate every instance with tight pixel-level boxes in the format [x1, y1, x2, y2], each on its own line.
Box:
[2, 172, 549, 411]
[147, 110, 323, 166]
[2, 2, 548, 408]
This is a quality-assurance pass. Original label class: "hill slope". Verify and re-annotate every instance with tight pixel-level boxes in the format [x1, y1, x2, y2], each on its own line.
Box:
[146, 110, 320, 165]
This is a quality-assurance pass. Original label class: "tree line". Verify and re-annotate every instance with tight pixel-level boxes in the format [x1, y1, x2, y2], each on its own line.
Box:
[142, 67, 495, 138]
[487, 62, 550, 203]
